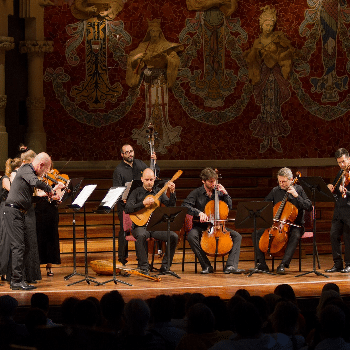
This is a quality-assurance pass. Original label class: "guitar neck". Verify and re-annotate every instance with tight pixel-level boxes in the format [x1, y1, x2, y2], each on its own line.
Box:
[154, 170, 182, 200]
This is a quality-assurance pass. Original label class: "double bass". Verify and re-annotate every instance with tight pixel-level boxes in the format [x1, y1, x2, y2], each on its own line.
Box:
[259, 172, 301, 257]
[146, 123, 158, 178]
[200, 177, 233, 257]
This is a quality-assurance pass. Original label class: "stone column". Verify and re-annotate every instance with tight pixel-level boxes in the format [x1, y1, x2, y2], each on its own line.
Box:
[19, 40, 53, 152]
[0, 37, 15, 165]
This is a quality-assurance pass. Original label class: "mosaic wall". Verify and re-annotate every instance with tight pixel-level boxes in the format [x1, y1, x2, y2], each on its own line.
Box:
[43, 0, 350, 161]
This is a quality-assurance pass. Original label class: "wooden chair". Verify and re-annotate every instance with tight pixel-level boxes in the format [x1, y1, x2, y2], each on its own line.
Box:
[181, 214, 225, 273]
[271, 207, 320, 272]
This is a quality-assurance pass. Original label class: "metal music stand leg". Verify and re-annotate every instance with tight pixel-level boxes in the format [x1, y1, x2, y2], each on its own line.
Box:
[296, 190, 328, 278]
[159, 214, 181, 279]
[64, 210, 84, 280]
[67, 205, 100, 286]
[247, 214, 276, 277]
[98, 207, 132, 286]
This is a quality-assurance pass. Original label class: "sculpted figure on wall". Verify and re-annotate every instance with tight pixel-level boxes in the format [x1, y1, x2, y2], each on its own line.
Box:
[244, 6, 294, 153]
[186, 0, 238, 17]
[127, 19, 183, 153]
[71, 0, 124, 20]
[126, 19, 183, 88]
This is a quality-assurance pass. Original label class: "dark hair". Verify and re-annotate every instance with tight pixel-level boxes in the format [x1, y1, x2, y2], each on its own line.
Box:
[120, 144, 132, 154]
[335, 148, 349, 159]
[31, 293, 49, 312]
[200, 168, 218, 181]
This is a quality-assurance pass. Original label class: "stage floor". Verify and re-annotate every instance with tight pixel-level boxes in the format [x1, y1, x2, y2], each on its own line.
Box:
[2, 254, 350, 306]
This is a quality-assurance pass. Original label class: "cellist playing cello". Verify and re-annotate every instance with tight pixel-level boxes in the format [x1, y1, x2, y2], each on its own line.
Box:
[254, 167, 312, 274]
[182, 168, 244, 274]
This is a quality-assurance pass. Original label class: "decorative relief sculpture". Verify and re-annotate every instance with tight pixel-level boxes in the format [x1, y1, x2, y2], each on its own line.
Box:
[186, 0, 238, 17]
[126, 19, 183, 153]
[244, 6, 294, 153]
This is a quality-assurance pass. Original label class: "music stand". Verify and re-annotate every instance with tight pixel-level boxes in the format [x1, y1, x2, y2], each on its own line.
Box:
[147, 207, 187, 279]
[94, 187, 132, 286]
[67, 184, 100, 286]
[64, 177, 84, 281]
[296, 177, 335, 278]
[235, 201, 274, 277]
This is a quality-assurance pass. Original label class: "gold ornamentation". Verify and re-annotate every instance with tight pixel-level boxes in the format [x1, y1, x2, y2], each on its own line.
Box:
[19, 41, 54, 55]
[0, 95, 7, 109]
[0, 37, 15, 52]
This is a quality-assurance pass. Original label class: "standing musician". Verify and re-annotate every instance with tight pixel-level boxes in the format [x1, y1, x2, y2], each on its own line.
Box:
[3, 153, 64, 290]
[124, 168, 177, 275]
[253, 167, 312, 274]
[113, 144, 160, 266]
[325, 148, 350, 273]
[181, 167, 244, 274]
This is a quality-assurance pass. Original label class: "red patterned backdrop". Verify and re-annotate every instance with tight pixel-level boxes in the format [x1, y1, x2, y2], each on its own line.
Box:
[43, 0, 350, 161]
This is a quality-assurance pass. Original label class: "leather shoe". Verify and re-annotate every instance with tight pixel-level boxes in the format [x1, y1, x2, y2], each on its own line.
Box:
[11, 281, 36, 291]
[224, 266, 245, 274]
[201, 266, 214, 274]
[256, 263, 269, 272]
[276, 263, 286, 275]
[325, 265, 342, 273]
[26, 280, 37, 284]
[159, 266, 169, 273]
[341, 266, 350, 273]
[140, 269, 150, 276]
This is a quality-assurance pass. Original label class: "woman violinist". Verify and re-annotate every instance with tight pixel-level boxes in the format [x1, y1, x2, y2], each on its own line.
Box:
[254, 167, 312, 274]
[182, 167, 245, 274]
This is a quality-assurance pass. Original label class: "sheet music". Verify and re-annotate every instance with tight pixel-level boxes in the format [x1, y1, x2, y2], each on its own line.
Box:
[101, 187, 126, 208]
[121, 181, 132, 201]
[72, 184, 97, 208]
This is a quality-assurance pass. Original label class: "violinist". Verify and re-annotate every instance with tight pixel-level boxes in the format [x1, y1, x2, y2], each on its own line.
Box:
[3, 152, 64, 290]
[113, 144, 160, 266]
[181, 167, 244, 274]
[253, 167, 312, 274]
[325, 148, 350, 273]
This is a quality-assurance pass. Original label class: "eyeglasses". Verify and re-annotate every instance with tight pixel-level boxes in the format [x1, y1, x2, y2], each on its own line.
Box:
[123, 150, 134, 155]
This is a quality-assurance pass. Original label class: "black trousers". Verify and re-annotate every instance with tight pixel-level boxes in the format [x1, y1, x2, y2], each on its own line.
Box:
[252, 226, 303, 267]
[329, 207, 350, 267]
[3, 206, 26, 283]
[187, 226, 242, 270]
[132, 226, 178, 270]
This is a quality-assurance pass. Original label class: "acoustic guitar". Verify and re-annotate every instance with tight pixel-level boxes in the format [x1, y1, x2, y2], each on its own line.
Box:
[129, 170, 183, 226]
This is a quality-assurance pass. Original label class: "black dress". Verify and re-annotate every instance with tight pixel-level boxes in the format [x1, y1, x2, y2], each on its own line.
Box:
[35, 200, 61, 265]
[0, 176, 10, 275]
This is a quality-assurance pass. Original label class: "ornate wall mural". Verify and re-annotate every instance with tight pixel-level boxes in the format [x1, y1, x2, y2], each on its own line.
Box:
[42, 0, 350, 161]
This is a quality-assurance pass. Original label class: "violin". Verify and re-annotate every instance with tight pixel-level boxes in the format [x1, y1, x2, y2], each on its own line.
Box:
[332, 166, 350, 199]
[200, 173, 233, 257]
[42, 169, 70, 202]
[259, 172, 301, 257]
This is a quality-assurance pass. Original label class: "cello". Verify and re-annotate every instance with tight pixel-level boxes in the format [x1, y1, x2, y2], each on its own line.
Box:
[200, 175, 233, 257]
[259, 172, 301, 257]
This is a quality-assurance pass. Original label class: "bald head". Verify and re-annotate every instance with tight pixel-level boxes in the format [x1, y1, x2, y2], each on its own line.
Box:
[141, 168, 155, 191]
[32, 152, 52, 177]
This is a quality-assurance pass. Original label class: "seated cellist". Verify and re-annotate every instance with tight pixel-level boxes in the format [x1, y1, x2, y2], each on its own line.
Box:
[253, 167, 312, 274]
[181, 167, 244, 274]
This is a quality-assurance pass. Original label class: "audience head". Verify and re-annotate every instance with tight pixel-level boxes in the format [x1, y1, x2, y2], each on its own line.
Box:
[187, 303, 215, 334]
[74, 299, 99, 327]
[100, 290, 125, 326]
[316, 289, 342, 318]
[25, 308, 47, 334]
[263, 293, 281, 316]
[322, 282, 340, 294]
[234, 288, 250, 301]
[185, 292, 205, 314]
[61, 297, 80, 326]
[270, 300, 300, 336]
[319, 304, 346, 338]
[151, 294, 175, 323]
[0, 295, 18, 320]
[124, 299, 150, 335]
[31, 293, 50, 314]
[274, 284, 296, 304]
[203, 296, 230, 331]
[232, 301, 262, 338]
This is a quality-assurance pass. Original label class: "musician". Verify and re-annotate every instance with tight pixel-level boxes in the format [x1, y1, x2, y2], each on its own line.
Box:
[325, 148, 350, 273]
[182, 167, 244, 274]
[253, 167, 312, 274]
[113, 144, 160, 265]
[3, 153, 63, 290]
[124, 168, 177, 274]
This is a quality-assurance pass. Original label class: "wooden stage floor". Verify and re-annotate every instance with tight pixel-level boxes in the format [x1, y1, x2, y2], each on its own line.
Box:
[2, 254, 350, 306]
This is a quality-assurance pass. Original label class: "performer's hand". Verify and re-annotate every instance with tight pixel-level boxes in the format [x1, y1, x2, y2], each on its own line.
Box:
[199, 212, 209, 223]
[339, 185, 347, 197]
[143, 196, 154, 208]
[328, 184, 334, 193]
[168, 181, 175, 193]
[216, 183, 228, 195]
[50, 192, 61, 202]
[287, 186, 298, 198]
[151, 152, 157, 162]
[53, 182, 65, 191]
